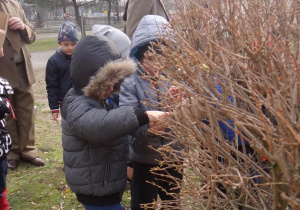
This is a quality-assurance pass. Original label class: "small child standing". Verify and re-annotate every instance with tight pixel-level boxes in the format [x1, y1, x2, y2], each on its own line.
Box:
[119, 15, 183, 209]
[0, 77, 14, 210]
[46, 22, 78, 122]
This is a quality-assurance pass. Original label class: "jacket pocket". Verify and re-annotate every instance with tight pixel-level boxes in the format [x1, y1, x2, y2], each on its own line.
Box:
[103, 153, 111, 190]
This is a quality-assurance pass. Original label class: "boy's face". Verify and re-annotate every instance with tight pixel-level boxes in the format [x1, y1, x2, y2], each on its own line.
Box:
[59, 41, 77, 55]
[100, 84, 114, 100]
[141, 57, 161, 76]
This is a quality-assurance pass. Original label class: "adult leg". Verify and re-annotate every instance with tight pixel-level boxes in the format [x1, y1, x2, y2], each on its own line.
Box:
[7, 62, 42, 167]
[131, 161, 158, 210]
[6, 95, 21, 161]
[7, 85, 38, 161]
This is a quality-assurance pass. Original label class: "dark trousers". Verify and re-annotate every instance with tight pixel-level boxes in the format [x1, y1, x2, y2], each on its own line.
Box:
[131, 161, 182, 210]
[0, 157, 7, 198]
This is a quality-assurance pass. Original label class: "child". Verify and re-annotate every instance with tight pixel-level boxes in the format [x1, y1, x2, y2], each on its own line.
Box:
[119, 15, 183, 210]
[46, 22, 78, 122]
[0, 76, 14, 210]
[61, 35, 166, 210]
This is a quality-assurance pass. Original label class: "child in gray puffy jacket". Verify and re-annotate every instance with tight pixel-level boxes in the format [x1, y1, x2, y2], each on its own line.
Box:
[61, 35, 166, 210]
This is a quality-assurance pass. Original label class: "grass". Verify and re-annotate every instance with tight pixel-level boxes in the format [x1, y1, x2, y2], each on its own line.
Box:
[27, 37, 58, 53]
[6, 52, 131, 209]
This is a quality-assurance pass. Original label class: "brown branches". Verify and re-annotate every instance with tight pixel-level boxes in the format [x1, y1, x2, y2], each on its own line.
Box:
[138, 0, 300, 209]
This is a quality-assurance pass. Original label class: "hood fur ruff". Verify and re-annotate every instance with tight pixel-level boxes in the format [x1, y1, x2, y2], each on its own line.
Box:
[84, 59, 137, 101]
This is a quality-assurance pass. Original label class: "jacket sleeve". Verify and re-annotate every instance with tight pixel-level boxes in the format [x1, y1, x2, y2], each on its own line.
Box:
[119, 78, 140, 110]
[125, 0, 153, 39]
[66, 97, 140, 145]
[17, 2, 36, 44]
[45, 57, 60, 111]
[119, 78, 148, 138]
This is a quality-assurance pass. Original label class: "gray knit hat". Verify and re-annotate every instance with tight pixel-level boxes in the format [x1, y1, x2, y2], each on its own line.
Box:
[58, 22, 79, 44]
[92, 24, 131, 59]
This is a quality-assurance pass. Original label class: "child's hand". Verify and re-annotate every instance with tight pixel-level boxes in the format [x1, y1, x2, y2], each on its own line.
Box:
[0, 48, 4, 57]
[52, 112, 59, 122]
[146, 111, 171, 132]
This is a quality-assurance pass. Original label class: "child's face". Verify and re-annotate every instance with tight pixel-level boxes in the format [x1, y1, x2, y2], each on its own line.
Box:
[60, 41, 77, 55]
[141, 57, 161, 76]
[100, 84, 114, 100]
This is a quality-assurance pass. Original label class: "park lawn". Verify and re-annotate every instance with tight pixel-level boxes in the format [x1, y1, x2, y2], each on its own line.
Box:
[6, 62, 131, 209]
[27, 37, 58, 53]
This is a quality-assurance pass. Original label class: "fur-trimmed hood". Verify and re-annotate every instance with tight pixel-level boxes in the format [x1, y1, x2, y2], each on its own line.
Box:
[70, 35, 121, 90]
[84, 59, 136, 100]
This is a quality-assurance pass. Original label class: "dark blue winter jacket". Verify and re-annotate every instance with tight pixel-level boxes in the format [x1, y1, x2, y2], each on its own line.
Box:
[45, 47, 72, 112]
[215, 84, 249, 148]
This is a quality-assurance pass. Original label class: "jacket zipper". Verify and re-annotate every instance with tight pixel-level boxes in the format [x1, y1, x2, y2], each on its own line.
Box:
[103, 153, 111, 190]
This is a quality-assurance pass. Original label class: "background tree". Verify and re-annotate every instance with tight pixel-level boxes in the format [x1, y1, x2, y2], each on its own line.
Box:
[97, 0, 116, 25]
[34, 12, 45, 28]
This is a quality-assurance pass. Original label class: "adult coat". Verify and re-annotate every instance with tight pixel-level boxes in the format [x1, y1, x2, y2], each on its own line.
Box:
[125, 0, 169, 40]
[0, 0, 36, 88]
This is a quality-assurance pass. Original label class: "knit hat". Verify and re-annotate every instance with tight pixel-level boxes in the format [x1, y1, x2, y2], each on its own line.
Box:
[58, 22, 79, 44]
[92, 24, 131, 59]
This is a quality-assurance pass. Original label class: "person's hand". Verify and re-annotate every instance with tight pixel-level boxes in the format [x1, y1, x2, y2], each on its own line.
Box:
[146, 110, 168, 122]
[8, 17, 25, 31]
[52, 112, 59, 122]
[0, 48, 3, 58]
[146, 111, 171, 132]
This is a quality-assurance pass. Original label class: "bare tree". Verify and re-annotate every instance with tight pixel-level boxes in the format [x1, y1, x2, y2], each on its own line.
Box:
[71, 0, 97, 37]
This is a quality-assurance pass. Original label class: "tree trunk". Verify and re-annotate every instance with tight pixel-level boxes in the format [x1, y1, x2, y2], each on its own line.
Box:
[107, 0, 112, 25]
[63, 4, 67, 21]
[72, 0, 86, 37]
[114, 0, 119, 24]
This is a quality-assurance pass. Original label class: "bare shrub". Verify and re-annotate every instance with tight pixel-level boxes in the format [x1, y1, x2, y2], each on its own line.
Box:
[140, 0, 300, 209]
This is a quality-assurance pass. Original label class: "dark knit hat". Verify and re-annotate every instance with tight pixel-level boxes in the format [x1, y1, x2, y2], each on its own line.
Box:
[58, 22, 79, 44]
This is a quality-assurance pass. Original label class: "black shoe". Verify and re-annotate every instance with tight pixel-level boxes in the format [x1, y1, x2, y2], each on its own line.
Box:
[28, 157, 45, 166]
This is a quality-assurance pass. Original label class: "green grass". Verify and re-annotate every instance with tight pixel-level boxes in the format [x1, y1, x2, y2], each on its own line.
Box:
[6, 66, 131, 209]
[28, 37, 58, 53]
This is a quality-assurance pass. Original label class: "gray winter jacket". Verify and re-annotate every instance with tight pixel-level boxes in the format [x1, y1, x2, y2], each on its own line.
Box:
[119, 15, 171, 165]
[61, 36, 147, 206]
